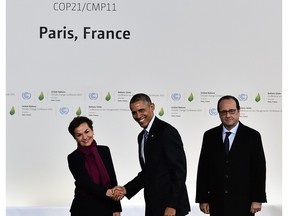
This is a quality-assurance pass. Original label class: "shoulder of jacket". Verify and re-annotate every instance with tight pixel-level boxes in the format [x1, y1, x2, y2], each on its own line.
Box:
[97, 145, 111, 154]
[153, 117, 177, 134]
[97, 145, 109, 149]
[205, 124, 222, 133]
[67, 149, 83, 160]
[238, 122, 260, 135]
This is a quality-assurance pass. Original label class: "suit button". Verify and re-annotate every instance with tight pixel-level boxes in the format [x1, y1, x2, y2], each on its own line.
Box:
[225, 190, 228, 194]
[225, 175, 228, 179]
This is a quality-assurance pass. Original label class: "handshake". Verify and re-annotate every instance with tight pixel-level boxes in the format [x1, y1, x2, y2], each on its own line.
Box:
[106, 186, 127, 201]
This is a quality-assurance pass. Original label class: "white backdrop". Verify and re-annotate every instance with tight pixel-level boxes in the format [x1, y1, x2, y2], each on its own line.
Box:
[6, 0, 282, 215]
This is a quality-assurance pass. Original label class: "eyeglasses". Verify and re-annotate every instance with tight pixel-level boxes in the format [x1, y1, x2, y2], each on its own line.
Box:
[219, 109, 238, 116]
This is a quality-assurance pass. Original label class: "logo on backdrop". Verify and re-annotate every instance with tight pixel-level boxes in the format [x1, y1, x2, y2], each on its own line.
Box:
[22, 92, 32, 100]
[238, 94, 248, 101]
[171, 93, 181, 101]
[59, 107, 69, 115]
[209, 108, 218, 116]
[89, 92, 99, 100]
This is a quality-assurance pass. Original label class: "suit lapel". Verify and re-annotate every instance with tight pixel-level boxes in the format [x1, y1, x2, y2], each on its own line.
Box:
[138, 130, 145, 167]
[227, 122, 243, 155]
[142, 117, 159, 164]
[215, 125, 226, 155]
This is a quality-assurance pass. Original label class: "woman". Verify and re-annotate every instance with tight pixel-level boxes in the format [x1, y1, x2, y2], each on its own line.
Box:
[67, 116, 122, 216]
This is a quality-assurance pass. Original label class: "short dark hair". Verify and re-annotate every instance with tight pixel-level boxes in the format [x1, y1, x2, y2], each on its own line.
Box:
[130, 93, 152, 105]
[217, 95, 240, 112]
[68, 116, 93, 138]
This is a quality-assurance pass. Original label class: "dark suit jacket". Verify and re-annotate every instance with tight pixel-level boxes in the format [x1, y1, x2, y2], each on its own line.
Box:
[124, 117, 191, 216]
[68, 145, 121, 216]
[196, 122, 267, 216]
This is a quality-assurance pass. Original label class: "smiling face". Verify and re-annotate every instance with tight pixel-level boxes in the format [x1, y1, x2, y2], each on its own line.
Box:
[130, 99, 155, 128]
[73, 122, 94, 147]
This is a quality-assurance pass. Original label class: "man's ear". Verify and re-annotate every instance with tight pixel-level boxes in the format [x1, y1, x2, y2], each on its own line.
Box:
[150, 103, 155, 111]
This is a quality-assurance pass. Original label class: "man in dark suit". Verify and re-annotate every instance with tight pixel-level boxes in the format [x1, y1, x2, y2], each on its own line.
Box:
[196, 95, 267, 216]
[114, 93, 190, 216]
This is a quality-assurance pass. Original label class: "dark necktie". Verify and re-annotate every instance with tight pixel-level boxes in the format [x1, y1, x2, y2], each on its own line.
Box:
[224, 132, 232, 155]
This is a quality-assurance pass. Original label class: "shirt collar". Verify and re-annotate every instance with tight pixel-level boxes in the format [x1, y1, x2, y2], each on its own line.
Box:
[145, 115, 155, 133]
[222, 122, 239, 134]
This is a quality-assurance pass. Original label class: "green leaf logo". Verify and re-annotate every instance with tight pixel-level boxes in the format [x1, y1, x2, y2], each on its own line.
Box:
[159, 107, 164, 116]
[76, 107, 82, 116]
[255, 93, 261, 102]
[105, 92, 111, 101]
[188, 93, 194, 102]
[38, 91, 44, 101]
[9, 106, 15, 115]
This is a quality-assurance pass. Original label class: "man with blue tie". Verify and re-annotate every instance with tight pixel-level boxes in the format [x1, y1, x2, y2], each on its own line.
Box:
[114, 93, 191, 216]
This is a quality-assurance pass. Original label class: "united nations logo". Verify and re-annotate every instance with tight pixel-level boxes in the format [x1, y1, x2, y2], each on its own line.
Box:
[238, 94, 248, 101]
[209, 108, 218, 116]
[171, 93, 181, 101]
[22, 92, 32, 100]
[89, 92, 98, 100]
[59, 107, 69, 115]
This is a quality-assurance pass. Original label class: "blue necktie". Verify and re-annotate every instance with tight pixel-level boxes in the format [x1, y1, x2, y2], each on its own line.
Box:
[224, 132, 232, 155]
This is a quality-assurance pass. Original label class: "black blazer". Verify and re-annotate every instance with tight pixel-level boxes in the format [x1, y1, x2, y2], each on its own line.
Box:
[196, 122, 267, 216]
[124, 117, 191, 216]
[68, 145, 121, 216]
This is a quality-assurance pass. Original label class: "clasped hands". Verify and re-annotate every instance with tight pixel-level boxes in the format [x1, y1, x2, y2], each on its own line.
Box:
[106, 186, 127, 201]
